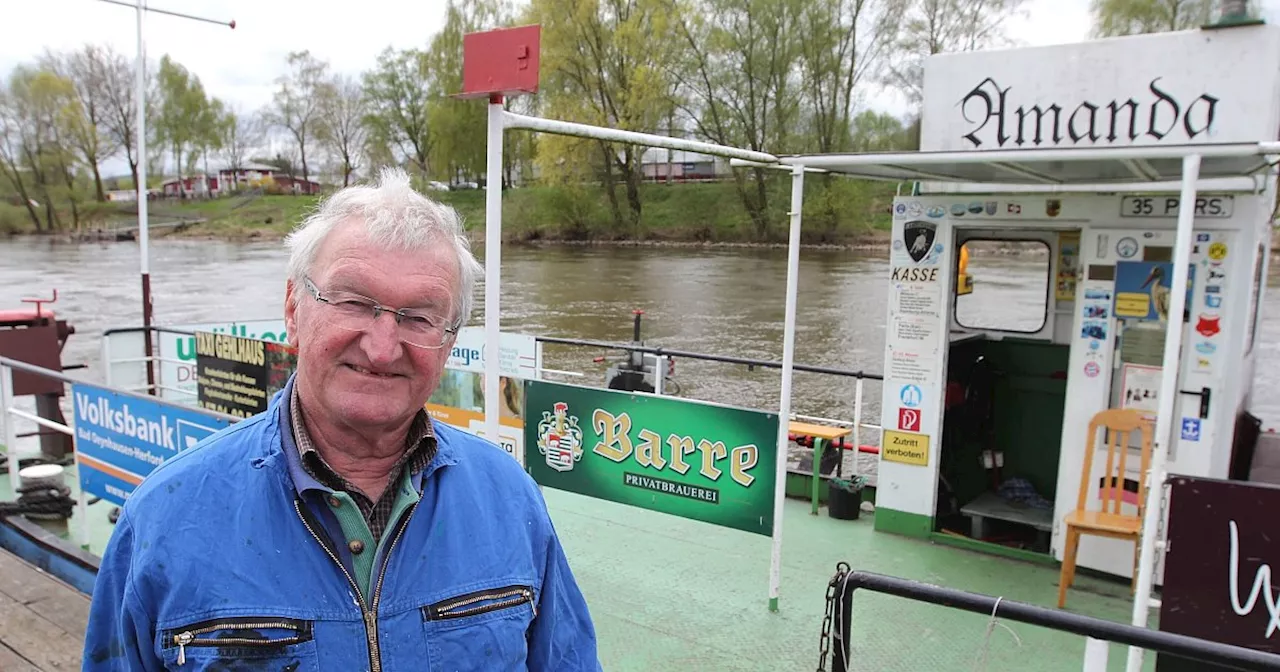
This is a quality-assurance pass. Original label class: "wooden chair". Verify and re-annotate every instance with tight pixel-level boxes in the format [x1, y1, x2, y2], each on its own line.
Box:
[1057, 408, 1154, 609]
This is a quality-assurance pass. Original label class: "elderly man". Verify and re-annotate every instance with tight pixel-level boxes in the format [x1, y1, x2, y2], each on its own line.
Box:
[83, 168, 601, 671]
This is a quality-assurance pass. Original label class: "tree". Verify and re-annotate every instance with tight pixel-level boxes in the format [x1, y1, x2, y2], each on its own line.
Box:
[100, 46, 151, 193]
[884, 0, 1028, 107]
[1089, 0, 1259, 36]
[531, 0, 681, 230]
[219, 107, 264, 189]
[669, 0, 805, 238]
[2, 66, 80, 231]
[424, 0, 508, 187]
[45, 46, 116, 202]
[154, 55, 212, 198]
[315, 74, 368, 187]
[362, 47, 433, 181]
[266, 50, 328, 184]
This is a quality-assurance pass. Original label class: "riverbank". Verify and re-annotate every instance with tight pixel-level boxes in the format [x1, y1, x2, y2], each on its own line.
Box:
[1, 179, 899, 248]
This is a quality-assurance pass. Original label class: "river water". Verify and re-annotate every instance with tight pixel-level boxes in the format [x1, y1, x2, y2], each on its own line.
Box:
[4, 236, 1280, 435]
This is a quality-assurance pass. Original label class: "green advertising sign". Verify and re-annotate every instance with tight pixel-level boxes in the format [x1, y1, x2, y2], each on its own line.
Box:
[525, 380, 778, 536]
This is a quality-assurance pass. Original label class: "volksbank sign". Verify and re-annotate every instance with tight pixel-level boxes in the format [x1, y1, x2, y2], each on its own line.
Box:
[72, 383, 233, 506]
[919, 25, 1280, 152]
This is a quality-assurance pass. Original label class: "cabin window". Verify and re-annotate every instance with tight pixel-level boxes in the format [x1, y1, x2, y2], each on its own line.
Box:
[954, 239, 1051, 334]
[1248, 243, 1265, 353]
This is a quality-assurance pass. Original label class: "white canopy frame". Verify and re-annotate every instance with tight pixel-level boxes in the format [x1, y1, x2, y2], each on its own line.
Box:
[482, 99, 803, 611]
[733, 141, 1280, 671]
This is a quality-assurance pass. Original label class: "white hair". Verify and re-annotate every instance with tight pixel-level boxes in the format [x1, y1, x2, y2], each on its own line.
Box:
[283, 167, 484, 327]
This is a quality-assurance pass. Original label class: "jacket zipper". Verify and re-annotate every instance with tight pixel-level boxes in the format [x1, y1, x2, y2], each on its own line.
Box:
[293, 499, 377, 672]
[425, 586, 536, 621]
[172, 620, 309, 666]
[293, 498, 417, 672]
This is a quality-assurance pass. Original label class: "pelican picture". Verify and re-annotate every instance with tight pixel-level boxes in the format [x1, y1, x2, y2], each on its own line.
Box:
[1140, 265, 1171, 322]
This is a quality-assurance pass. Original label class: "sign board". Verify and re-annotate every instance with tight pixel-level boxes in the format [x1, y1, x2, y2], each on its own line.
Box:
[1156, 476, 1280, 670]
[195, 331, 298, 419]
[524, 380, 778, 535]
[448, 326, 538, 379]
[920, 25, 1280, 151]
[159, 319, 288, 401]
[426, 369, 525, 459]
[1113, 261, 1195, 322]
[1120, 195, 1234, 219]
[72, 382, 233, 506]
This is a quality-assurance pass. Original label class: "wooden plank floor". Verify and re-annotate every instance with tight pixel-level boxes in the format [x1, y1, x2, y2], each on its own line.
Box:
[0, 549, 88, 670]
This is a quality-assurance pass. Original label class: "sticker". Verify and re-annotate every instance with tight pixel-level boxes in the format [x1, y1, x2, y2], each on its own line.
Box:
[1206, 295, 1222, 308]
[1116, 237, 1139, 258]
[984, 201, 997, 215]
[899, 384, 922, 408]
[1207, 267, 1226, 281]
[1007, 203, 1022, 214]
[907, 201, 924, 217]
[1196, 357, 1212, 371]
[950, 204, 966, 216]
[895, 203, 907, 216]
[898, 408, 921, 432]
[1089, 339, 1101, 350]
[1206, 285, 1221, 294]
[1196, 342, 1217, 354]
[1046, 199, 1062, 217]
[1084, 361, 1101, 378]
[902, 220, 937, 263]
[1196, 314, 1221, 337]
[893, 239, 903, 251]
[1181, 418, 1201, 442]
[882, 430, 930, 466]
[967, 201, 984, 214]
[1208, 242, 1227, 261]
[1114, 261, 1195, 321]
[1143, 231, 1156, 239]
[1082, 320, 1107, 340]
[1084, 303, 1108, 318]
[927, 206, 945, 218]
[1084, 288, 1112, 301]
[1120, 364, 1161, 415]
[1196, 233, 1210, 242]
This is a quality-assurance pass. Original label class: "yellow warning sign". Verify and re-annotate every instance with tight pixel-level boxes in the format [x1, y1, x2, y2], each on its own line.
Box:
[1115, 292, 1152, 318]
[1208, 242, 1227, 261]
[882, 430, 931, 466]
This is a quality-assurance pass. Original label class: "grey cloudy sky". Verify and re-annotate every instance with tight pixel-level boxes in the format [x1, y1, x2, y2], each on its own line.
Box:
[5, 0, 1279, 176]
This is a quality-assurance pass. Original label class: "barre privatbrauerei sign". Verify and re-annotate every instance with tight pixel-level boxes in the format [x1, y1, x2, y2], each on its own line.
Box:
[195, 331, 297, 418]
[524, 380, 778, 535]
[1156, 476, 1280, 671]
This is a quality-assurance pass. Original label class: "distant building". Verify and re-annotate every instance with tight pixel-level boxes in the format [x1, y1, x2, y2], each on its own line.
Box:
[158, 163, 323, 198]
[634, 147, 730, 182]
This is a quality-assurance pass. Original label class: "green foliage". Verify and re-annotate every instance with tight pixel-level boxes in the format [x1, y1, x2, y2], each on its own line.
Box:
[1089, 0, 1238, 36]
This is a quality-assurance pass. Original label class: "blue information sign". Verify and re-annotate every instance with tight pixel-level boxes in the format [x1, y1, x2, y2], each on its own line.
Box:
[71, 383, 233, 506]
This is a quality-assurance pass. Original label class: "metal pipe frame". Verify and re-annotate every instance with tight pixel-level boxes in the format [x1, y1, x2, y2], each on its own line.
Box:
[535, 336, 884, 380]
[503, 112, 779, 164]
[832, 569, 1280, 671]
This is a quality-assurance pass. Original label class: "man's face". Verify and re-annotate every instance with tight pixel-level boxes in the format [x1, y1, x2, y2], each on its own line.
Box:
[284, 220, 459, 432]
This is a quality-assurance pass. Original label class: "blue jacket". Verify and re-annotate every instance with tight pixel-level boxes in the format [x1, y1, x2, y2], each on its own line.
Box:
[83, 378, 601, 671]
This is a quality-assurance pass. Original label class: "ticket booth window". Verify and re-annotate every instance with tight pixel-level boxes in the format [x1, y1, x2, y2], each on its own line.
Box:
[954, 240, 1051, 334]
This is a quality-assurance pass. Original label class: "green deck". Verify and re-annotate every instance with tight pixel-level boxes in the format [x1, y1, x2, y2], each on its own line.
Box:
[0, 463, 1162, 671]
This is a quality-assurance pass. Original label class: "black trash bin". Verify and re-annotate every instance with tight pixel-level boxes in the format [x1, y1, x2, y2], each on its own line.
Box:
[828, 478, 862, 520]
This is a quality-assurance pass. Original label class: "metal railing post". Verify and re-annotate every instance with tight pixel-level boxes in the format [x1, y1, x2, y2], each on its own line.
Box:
[101, 333, 113, 388]
[0, 365, 18, 495]
[852, 377, 864, 475]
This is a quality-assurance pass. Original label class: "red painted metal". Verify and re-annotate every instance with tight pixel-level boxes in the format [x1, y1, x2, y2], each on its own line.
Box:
[459, 24, 541, 98]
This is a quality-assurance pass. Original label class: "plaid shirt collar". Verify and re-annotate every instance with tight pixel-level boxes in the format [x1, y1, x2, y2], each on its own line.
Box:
[288, 381, 436, 537]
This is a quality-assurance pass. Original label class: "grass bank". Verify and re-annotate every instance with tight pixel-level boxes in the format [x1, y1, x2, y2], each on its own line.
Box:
[3, 177, 899, 248]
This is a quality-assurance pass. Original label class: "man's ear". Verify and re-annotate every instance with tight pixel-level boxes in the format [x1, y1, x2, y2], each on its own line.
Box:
[284, 279, 299, 348]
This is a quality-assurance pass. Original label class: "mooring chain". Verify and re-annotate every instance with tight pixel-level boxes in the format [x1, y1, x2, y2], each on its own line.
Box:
[817, 562, 850, 672]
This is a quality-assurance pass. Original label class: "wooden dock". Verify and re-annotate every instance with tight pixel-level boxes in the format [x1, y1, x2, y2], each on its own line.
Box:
[0, 549, 88, 670]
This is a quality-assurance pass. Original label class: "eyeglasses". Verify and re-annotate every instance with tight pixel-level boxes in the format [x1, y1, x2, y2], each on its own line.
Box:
[302, 276, 458, 349]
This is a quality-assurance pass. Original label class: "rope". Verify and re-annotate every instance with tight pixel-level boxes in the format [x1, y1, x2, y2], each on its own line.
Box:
[0, 483, 75, 520]
[973, 596, 1022, 671]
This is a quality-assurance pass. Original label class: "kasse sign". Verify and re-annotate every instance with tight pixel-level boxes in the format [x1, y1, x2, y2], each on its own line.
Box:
[919, 25, 1280, 152]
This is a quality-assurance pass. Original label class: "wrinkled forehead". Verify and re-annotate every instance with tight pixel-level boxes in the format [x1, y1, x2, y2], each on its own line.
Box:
[310, 221, 460, 308]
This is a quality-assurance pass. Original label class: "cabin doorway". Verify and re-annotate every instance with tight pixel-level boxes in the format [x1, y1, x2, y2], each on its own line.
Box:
[935, 230, 1076, 558]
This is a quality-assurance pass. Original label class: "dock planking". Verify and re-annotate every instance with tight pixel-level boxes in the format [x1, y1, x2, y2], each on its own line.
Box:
[0, 549, 88, 670]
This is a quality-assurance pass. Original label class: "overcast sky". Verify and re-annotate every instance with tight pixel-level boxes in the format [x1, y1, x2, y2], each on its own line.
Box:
[5, 0, 1279, 177]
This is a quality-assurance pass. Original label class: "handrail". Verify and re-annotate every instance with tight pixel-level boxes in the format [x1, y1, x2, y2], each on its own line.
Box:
[0, 356, 240, 423]
[827, 567, 1280, 671]
[102, 325, 196, 337]
[535, 336, 885, 381]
